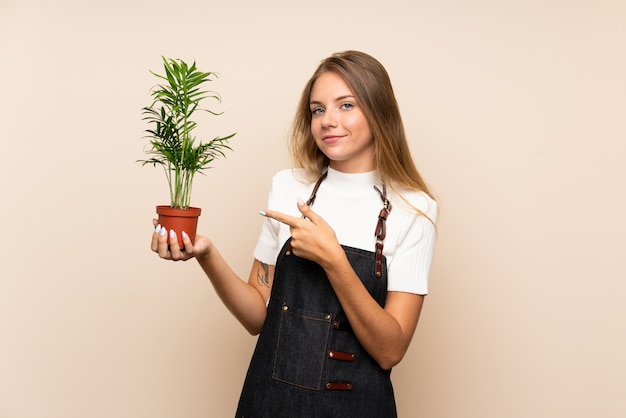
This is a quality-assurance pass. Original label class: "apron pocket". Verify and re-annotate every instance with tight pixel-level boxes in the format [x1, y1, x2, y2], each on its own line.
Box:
[271, 303, 332, 390]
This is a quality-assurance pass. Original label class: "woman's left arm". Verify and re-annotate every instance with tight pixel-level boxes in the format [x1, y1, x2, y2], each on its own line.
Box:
[317, 252, 424, 370]
[262, 200, 425, 370]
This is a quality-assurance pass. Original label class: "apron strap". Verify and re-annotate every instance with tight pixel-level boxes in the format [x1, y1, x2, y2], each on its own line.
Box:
[305, 170, 328, 207]
[286, 170, 328, 255]
[374, 183, 392, 278]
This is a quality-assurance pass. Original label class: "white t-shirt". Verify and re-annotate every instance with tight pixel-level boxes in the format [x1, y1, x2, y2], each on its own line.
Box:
[253, 167, 438, 295]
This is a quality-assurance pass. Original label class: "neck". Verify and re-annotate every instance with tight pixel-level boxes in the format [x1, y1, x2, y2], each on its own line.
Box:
[328, 160, 375, 174]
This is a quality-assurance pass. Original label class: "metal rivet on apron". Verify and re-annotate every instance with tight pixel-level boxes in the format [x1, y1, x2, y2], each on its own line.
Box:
[282, 305, 288, 311]
[325, 314, 331, 320]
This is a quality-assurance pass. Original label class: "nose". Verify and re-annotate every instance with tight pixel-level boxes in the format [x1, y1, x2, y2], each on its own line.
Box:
[321, 109, 337, 128]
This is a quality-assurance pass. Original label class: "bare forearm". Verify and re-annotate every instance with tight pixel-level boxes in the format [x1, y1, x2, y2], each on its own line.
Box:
[196, 248, 267, 335]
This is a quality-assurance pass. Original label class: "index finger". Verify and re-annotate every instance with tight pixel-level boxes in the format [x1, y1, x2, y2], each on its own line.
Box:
[260, 209, 301, 227]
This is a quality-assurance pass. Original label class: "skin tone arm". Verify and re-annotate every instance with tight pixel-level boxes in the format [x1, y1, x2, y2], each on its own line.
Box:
[151, 221, 274, 335]
[261, 201, 424, 371]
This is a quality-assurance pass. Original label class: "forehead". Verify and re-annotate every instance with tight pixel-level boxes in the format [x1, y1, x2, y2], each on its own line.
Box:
[310, 72, 354, 99]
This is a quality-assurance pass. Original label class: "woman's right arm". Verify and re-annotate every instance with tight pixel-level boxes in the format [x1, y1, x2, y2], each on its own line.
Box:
[152, 223, 274, 335]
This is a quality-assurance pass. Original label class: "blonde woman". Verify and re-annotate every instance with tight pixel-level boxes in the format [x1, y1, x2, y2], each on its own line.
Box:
[152, 50, 438, 417]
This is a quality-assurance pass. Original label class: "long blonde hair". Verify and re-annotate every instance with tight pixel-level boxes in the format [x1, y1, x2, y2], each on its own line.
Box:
[289, 50, 434, 202]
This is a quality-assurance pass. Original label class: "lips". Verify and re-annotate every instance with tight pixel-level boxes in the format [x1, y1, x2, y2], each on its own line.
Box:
[322, 134, 344, 144]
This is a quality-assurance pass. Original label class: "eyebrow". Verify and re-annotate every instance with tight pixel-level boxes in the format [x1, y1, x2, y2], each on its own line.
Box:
[309, 95, 356, 106]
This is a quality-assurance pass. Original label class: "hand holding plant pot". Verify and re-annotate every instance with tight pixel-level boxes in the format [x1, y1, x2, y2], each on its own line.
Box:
[139, 57, 235, 245]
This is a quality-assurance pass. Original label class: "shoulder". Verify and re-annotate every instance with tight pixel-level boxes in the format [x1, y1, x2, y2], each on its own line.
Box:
[267, 169, 315, 214]
[271, 168, 310, 186]
[391, 188, 438, 222]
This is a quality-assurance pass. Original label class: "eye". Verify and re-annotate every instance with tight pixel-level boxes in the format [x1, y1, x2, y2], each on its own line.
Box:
[311, 107, 325, 115]
[340, 102, 354, 110]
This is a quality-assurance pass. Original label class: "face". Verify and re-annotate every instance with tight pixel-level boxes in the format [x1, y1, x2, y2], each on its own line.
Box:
[309, 72, 374, 173]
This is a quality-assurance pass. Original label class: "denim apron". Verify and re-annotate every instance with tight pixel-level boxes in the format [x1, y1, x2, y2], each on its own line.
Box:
[236, 172, 396, 418]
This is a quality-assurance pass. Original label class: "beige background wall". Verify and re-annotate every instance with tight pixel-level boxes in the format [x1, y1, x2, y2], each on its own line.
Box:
[1, 0, 625, 417]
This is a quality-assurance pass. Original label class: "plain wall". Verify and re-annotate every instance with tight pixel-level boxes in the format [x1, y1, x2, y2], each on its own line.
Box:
[1, 0, 625, 417]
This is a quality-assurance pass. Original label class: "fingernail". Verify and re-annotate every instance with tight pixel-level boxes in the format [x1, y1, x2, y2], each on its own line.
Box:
[181, 231, 189, 240]
[297, 198, 306, 206]
[155, 224, 161, 233]
[169, 229, 176, 240]
[160, 226, 167, 236]
[259, 210, 267, 217]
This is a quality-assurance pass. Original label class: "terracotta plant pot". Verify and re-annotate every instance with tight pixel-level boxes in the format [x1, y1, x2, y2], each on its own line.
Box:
[156, 205, 202, 246]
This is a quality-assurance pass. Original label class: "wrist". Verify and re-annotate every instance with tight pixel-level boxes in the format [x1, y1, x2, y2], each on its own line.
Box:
[319, 243, 348, 273]
[194, 238, 213, 262]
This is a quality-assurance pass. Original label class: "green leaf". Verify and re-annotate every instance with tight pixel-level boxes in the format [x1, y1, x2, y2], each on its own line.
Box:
[139, 57, 236, 208]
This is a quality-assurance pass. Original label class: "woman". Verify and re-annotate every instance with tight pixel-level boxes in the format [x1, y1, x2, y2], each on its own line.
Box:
[152, 50, 438, 417]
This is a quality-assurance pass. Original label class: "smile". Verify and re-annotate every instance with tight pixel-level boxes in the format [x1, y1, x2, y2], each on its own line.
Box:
[322, 135, 344, 144]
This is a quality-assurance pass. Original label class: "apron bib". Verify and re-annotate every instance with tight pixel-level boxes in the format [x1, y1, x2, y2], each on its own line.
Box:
[236, 173, 396, 418]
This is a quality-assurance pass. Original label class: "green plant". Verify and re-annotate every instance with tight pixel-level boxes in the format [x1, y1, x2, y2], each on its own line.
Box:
[139, 56, 235, 209]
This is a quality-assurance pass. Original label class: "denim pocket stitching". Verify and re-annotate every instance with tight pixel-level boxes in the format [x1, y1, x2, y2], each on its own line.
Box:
[271, 303, 332, 390]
